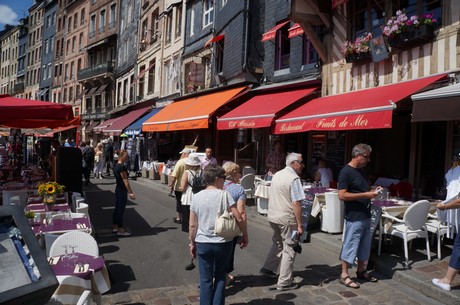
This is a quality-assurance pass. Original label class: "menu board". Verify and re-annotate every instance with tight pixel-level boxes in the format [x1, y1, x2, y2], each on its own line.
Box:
[369, 205, 382, 238]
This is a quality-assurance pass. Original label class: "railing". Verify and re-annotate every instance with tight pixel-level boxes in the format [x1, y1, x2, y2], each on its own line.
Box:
[77, 61, 115, 80]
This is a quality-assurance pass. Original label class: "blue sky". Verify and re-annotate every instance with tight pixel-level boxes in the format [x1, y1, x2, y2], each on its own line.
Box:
[0, 0, 34, 29]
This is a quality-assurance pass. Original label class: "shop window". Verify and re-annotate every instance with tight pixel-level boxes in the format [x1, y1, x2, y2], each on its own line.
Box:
[302, 28, 320, 66]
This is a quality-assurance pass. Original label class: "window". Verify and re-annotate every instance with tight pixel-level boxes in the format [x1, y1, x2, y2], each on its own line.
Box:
[79, 33, 83, 49]
[52, 12, 56, 25]
[45, 39, 49, 54]
[222, 0, 227, 7]
[74, 13, 78, 28]
[215, 40, 224, 74]
[72, 36, 76, 52]
[302, 27, 320, 66]
[190, 9, 195, 36]
[147, 61, 155, 94]
[391, 0, 442, 23]
[81, 9, 85, 25]
[99, 10, 106, 33]
[50, 36, 54, 52]
[203, 0, 214, 27]
[275, 23, 290, 71]
[68, 16, 72, 32]
[90, 15, 96, 37]
[47, 63, 52, 78]
[165, 13, 172, 43]
[42, 65, 46, 80]
[109, 4, 116, 28]
[46, 15, 51, 28]
[151, 9, 159, 43]
[352, 0, 385, 38]
[175, 5, 182, 38]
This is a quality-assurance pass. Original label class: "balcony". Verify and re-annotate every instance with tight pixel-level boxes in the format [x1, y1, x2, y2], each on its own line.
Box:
[77, 61, 115, 81]
[81, 106, 112, 120]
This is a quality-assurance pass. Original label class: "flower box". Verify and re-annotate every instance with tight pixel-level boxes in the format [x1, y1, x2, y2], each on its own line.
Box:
[345, 51, 371, 63]
[388, 24, 435, 48]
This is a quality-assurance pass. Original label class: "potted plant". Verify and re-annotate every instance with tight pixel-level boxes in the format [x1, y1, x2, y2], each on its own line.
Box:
[382, 10, 438, 48]
[25, 211, 35, 225]
[341, 33, 373, 63]
[37, 181, 65, 211]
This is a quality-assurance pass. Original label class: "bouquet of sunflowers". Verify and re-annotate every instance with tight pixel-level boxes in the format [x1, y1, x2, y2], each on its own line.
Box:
[37, 181, 66, 198]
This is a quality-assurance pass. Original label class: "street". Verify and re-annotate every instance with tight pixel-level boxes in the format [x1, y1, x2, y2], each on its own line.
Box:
[85, 176, 444, 304]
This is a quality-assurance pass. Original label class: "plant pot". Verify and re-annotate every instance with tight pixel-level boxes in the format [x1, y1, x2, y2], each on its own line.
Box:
[388, 24, 435, 49]
[345, 51, 371, 63]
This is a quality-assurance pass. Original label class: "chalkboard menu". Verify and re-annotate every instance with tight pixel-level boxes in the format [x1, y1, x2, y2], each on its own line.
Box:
[326, 132, 346, 176]
[299, 191, 315, 242]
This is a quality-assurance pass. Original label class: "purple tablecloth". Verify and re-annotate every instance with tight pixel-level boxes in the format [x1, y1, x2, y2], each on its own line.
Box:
[32, 217, 91, 234]
[26, 203, 71, 212]
[51, 253, 105, 280]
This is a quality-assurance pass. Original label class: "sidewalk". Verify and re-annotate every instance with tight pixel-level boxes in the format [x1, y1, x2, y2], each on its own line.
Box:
[101, 177, 460, 304]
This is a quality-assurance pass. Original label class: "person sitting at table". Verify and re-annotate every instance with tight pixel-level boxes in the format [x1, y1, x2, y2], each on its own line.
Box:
[338, 143, 380, 289]
[432, 197, 460, 291]
[315, 158, 333, 188]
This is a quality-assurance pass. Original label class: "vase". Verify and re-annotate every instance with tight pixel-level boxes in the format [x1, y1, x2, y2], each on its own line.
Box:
[345, 51, 371, 63]
[44, 194, 56, 211]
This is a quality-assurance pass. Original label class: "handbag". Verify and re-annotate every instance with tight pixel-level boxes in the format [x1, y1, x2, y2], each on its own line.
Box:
[214, 190, 241, 239]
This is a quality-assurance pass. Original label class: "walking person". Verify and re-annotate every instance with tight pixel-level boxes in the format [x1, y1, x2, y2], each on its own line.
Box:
[189, 165, 248, 305]
[260, 152, 306, 291]
[93, 143, 105, 179]
[169, 147, 191, 224]
[80, 141, 95, 186]
[222, 161, 248, 286]
[432, 197, 460, 291]
[113, 149, 136, 236]
[338, 143, 379, 289]
[105, 138, 114, 176]
[180, 153, 204, 232]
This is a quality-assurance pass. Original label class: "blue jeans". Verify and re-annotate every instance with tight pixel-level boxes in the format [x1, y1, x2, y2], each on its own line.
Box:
[113, 188, 127, 228]
[196, 241, 233, 305]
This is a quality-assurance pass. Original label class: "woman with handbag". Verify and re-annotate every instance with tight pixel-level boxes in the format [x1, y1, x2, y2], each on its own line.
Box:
[222, 162, 247, 286]
[189, 165, 248, 305]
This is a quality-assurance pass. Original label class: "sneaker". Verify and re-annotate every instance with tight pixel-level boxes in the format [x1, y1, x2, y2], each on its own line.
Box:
[117, 231, 131, 237]
[260, 268, 278, 278]
[276, 282, 298, 291]
[432, 278, 451, 291]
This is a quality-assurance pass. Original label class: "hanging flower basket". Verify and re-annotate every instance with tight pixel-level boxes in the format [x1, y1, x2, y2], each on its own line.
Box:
[345, 51, 372, 63]
[388, 24, 435, 48]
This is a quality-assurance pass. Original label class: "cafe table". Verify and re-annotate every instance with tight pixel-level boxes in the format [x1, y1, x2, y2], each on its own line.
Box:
[308, 187, 338, 217]
[254, 180, 270, 215]
[48, 252, 110, 305]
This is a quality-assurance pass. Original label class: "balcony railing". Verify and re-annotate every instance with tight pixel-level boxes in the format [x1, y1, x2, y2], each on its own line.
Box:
[77, 61, 115, 81]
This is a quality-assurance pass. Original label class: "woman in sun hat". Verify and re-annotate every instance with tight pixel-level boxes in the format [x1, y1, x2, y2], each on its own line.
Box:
[180, 153, 203, 232]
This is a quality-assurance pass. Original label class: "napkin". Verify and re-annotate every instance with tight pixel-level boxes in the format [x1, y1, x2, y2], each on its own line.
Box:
[48, 256, 60, 265]
[74, 263, 90, 273]
[76, 223, 87, 229]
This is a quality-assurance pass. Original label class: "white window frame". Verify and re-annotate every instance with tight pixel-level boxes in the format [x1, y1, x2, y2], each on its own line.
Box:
[202, 0, 214, 28]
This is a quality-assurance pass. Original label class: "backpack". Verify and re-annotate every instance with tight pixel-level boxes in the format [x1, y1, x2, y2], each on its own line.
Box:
[189, 170, 206, 194]
[83, 147, 95, 164]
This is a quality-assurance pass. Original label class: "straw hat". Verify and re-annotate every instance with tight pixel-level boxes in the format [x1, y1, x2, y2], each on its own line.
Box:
[185, 153, 201, 166]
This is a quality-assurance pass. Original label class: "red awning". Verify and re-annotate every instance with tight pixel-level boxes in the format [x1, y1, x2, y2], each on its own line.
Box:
[261, 21, 290, 42]
[103, 107, 152, 136]
[274, 74, 447, 134]
[85, 120, 100, 132]
[217, 87, 318, 130]
[288, 23, 304, 38]
[41, 124, 79, 137]
[0, 95, 77, 129]
[204, 34, 225, 47]
[93, 117, 121, 133]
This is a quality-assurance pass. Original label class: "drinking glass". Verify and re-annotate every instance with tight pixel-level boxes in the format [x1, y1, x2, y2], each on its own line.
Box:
[61, 245, 69, 266]
[69, 245, 78, 267]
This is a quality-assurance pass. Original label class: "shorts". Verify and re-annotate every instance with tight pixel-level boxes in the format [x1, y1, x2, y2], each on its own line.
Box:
[340, 217, 372, 266]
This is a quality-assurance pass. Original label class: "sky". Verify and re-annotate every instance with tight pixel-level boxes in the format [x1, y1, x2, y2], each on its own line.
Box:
[0, 0, 34, 30]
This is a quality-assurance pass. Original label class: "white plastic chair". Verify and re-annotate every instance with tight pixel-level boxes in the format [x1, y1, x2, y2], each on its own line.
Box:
[76, 290, 94, 305]
[426, 211, 450, 259]
[322, 192, 345, 233]
[49, 231, 99, 257]
[242, 166, 256, 176]
[71, 212, 87, 219]
[72, 196, 85, 212]
[240, 173, 255, 199]
[378, 200, 431, 267]
[77, 202, 89, 217]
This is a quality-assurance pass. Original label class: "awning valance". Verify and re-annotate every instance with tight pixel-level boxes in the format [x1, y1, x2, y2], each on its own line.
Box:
[205, 35, 225, 47]
[42, 124, 79, 137]
[217, 87, 318, 130]
[274, 74, 446, 134]
[261, 21, 290, 42]
[288, 23, 304, 38]
[103, 107, 152, 136]
[85, 120, 100, 132]
[143, 86, 248, 132]
[411, 82, 460, 122]
[125, 108, 163, 136]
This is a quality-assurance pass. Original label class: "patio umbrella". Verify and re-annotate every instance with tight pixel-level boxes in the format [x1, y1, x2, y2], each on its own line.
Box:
[120, 133, 129, 137]
[0, 94, 78, 129]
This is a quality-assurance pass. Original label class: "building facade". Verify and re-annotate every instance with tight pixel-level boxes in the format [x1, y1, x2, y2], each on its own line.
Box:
[39, 0, 58, 102]
[0, 25, 18, 96]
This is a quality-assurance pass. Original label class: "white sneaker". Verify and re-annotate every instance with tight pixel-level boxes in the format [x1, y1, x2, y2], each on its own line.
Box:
[432, 278, 451, 291]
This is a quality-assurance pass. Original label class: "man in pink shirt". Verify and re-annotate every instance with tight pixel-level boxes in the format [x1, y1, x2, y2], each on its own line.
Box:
[201, 147, 217, 169]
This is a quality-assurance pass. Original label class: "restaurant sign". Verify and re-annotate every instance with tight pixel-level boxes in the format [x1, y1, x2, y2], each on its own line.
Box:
[274, 110, 393, 134]
[217, 116, 274, 130]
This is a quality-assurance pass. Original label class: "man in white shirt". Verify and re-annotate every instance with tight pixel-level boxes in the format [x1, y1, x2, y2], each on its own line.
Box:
[201, 147, 217, 169]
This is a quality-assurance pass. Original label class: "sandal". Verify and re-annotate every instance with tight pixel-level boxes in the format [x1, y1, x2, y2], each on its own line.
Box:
[356, 271, 378, 282]
[173, 218, 182, 224]
[339, 276, 360, 289]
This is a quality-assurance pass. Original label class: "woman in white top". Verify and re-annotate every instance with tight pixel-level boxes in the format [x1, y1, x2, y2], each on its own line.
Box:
[181, 153, 203, 233]
[315, 159, 334, 188]
[93, 143, 105, 179]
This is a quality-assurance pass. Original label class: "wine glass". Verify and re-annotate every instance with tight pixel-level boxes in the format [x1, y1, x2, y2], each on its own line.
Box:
[68, 245, 78, 267]
[61, 245, 69, 266]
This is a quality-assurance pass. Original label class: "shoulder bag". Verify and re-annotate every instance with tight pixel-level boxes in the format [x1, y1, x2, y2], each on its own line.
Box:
[214, 190, 241, 238]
